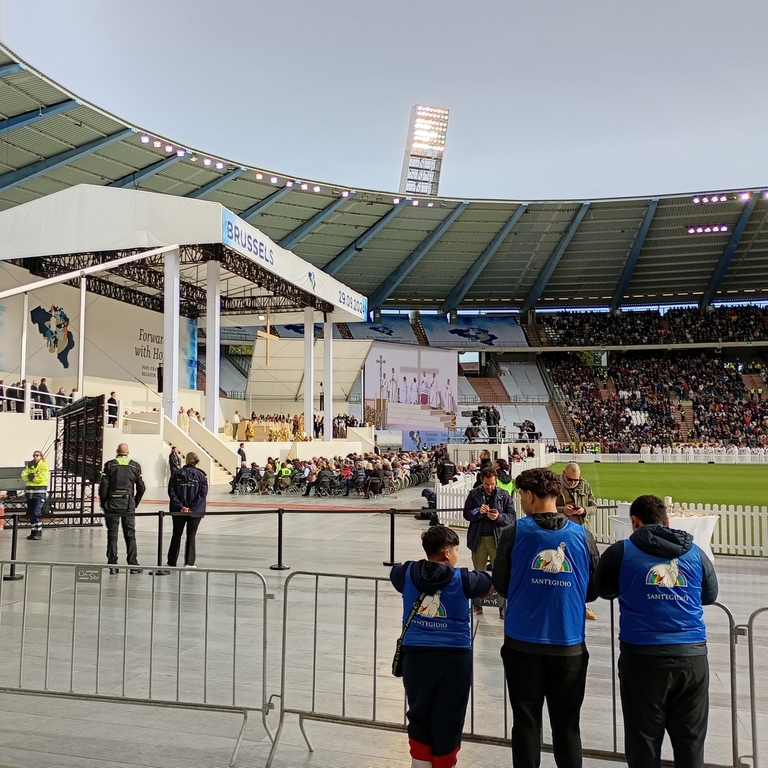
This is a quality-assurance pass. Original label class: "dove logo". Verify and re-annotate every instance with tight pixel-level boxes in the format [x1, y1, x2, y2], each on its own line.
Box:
[646, 558, 687, 588]
[307, 271, 316, 292]
[531, 542, 572, 573]
[418, 591, 446, 618]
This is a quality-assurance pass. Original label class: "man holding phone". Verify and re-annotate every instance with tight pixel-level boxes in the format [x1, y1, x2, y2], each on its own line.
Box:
[557, 461, 599, 620]
[463, 467, 515, 617]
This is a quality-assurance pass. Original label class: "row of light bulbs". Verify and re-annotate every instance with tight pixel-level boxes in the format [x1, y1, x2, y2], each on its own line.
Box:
[138, 134, 353, 196]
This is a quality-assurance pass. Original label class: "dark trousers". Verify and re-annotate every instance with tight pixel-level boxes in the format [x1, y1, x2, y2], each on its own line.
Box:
[501, 645, 589, 768]
[105, 513, 138, 565]
[619, 653, 709, 768]
[26, 493, 45, 535]
[167, 515, 203, 567]
[403, 649, 472, 766]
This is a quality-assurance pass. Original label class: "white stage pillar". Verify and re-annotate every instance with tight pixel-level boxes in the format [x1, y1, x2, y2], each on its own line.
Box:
[77, 277, 87, 396]
[303, 306, 315, 440]
[205, 260, 221, 433]
[163, 248, 180, 420]
[20, 292, 28, 384]
[323, 315, 333, 442]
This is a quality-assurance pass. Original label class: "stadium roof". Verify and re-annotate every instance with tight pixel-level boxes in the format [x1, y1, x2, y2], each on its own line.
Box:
[1, 42, 767, 314]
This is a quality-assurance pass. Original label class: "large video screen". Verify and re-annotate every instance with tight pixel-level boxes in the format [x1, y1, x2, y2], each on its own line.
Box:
[364, 342, 457, 430]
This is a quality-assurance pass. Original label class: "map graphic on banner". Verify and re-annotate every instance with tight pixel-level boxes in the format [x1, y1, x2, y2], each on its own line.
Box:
[419, 315, 528, 348]
[30, 304, 75, 368]
[364, 341, 457, 431]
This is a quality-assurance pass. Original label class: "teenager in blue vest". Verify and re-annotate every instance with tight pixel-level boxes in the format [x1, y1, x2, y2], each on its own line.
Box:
[595, 494, 718, 768]
[492, 467, 599, 768]
[390, 526, 492, 768]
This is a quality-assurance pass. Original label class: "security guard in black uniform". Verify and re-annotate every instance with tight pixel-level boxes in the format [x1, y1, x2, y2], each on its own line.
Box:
[99, 442, 145, 574]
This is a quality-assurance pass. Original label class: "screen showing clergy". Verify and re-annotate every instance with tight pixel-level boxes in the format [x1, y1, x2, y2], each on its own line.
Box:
[363, 342, 457, 430]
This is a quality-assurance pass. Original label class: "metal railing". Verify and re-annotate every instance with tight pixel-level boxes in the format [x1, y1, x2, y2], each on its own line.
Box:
[264, 569, 752, 768]
[0, 558, 273, 767]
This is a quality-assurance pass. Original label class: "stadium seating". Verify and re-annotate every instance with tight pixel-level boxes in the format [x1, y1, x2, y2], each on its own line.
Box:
[496, 362, 549, 401]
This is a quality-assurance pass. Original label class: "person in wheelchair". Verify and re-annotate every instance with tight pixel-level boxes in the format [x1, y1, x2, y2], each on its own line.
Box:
[229, 462, 248, 494]
[260, 464, 276, 494]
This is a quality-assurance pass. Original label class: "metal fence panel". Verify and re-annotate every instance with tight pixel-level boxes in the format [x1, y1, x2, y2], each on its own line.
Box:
[0, 560, 272, 766]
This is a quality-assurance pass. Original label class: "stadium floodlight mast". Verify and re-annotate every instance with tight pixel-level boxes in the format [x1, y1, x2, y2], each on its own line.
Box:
[398, 104, 450, 196]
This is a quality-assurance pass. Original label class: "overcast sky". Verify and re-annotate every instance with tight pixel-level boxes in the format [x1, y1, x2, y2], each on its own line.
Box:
[1, 0, 767, 201]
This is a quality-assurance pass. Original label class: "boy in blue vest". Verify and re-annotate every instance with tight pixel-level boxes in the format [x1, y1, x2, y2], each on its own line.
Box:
[492, 467, 600, 768]
[595, 494, 718, 768]
[390, 526, 492, 768]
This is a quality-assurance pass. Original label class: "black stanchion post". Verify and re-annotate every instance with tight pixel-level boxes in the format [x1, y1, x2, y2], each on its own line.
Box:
[4, 513, 24, 581]
[383, 508, 399, 566]
[270, 508, 289, 570]
[149, 509, 170, 576]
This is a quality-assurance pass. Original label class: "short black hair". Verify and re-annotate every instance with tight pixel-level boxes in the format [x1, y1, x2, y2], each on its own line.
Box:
[630, 494, 667, 526]
[480, 467, 497, 480]
[515, 467, 560, 498]
[421, 525, 459, 557]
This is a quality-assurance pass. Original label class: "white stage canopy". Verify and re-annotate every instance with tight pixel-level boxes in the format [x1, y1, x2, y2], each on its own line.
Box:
[246, 338, 372, 401]
[0, 184, 368, 323]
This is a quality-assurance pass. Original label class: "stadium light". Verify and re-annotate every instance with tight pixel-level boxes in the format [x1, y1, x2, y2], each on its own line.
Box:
[270, 176, 278, 184]
[687, 224, 728, 234]
[285, 180, 294, 187]
[740, 192, 751, 201]
[140, 135, 151, 144]
[300, 183, 308, 191]
[215, 161, 224, 170]
[313, 185, 321, 193]
[203, 158, 212, 166]
[693, 194, 728, 204]
[399, 103, 450, 196]
[153, 140, 162, 148]
[176, 149, 186, 157]
[393, 197, 400, 204]
[190, 155, 198, 162]
[255, 172, 263, 180]
[341, 190, 350, 197]
[164, 145, 173, 153]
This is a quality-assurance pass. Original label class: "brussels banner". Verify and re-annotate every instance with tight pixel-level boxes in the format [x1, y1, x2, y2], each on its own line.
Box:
[221, 209, 367, 321]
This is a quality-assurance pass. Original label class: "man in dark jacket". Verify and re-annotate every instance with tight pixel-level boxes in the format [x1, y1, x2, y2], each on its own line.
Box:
[99, 443, 145, 573]
[595, 495, 718, 768]
[167, 452, 208, 568]
[492, 467, 600, 768]
[463, 467, 515, 617]
[435, 449, 456, 486]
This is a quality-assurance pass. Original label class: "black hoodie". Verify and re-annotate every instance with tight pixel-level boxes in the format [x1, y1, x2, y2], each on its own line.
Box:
[596, 524, 718, 655]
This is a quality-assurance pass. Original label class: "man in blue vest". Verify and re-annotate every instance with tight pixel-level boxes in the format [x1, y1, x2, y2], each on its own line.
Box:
[595, 494, 718, 768]
[492, 467, 599, 768]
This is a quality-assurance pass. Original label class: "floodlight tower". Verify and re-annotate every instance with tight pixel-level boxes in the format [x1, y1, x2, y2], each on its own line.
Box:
[399, 104, 450, 196]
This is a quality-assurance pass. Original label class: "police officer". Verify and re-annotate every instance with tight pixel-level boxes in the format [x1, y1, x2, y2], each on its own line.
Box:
[492, 467, 600, 768]
[99, 442, 145, 573]
[595, 495, 718, 768]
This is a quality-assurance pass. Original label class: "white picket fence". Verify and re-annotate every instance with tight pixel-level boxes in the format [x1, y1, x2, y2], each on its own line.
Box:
[549, 451, 768, 465]
[435, 480, 768, 557]
[595, 499, 768, 557]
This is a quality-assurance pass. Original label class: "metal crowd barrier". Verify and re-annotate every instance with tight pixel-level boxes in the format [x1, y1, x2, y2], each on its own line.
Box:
[264, 570, 751, 768]
[0, 559, 273, 767]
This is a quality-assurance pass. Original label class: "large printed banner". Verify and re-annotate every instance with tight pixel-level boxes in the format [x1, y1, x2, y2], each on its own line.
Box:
[0, 262, 197, 388]
[221, 209, 367, 321]
[420, 314, 528, 348]
[346, 316, 418, 344]
[364, 341, 457, 430]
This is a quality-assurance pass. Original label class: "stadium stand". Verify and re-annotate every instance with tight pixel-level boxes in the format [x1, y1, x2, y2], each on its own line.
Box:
[544, 351, 768, 451]
[539, 306, 768, 347]
[457, 376, 479, 403]
[497, 362, 549, 401]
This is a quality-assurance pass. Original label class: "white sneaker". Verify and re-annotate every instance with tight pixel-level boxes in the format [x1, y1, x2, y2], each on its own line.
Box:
[184, 564, 197, 569]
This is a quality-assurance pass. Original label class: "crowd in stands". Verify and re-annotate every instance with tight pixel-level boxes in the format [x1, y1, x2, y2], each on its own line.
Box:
[547, 351, 768, 452]
[541, 305, 768, 347]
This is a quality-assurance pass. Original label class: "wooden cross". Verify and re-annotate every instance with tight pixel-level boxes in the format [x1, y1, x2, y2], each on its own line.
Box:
[256, 307, 280, 365]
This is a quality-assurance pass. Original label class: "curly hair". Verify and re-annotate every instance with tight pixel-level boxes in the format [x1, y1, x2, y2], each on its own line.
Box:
[514, 467, 561, 498]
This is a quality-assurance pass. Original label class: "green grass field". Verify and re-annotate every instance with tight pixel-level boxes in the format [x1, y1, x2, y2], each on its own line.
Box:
[549, 463, 768, 508]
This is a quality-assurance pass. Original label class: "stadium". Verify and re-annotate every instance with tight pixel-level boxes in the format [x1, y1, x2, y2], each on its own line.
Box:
[0, 33, 766, 768]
